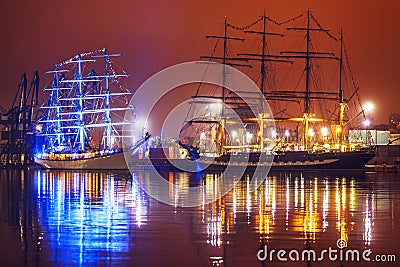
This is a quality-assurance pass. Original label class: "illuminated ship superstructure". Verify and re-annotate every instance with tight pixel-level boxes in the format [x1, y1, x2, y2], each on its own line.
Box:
[35, 48, 148, 169]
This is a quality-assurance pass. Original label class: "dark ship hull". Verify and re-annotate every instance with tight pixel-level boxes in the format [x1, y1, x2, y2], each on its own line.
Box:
[144, 148, 376, 172]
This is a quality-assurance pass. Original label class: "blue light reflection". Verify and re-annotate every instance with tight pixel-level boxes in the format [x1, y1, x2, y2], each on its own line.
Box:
[35, 171, 148, 266]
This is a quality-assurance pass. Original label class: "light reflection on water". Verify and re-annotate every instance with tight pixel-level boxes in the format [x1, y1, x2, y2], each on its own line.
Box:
[0, 169, 399, 266]
[36, 171, 147, 266]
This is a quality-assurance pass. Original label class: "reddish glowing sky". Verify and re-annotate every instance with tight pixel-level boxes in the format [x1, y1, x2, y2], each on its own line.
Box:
[1, 0, 399, 124]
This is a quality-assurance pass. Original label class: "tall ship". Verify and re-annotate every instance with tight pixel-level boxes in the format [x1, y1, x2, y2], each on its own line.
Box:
[147, 11, 375, 171]
[35, 48, 149, 169]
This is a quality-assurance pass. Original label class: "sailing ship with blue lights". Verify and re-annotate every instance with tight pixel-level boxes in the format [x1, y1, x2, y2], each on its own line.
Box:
[35, 48, 149, 169]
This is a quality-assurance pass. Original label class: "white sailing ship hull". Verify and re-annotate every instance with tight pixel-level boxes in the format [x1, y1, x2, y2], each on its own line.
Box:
[35, 152, 128, 170]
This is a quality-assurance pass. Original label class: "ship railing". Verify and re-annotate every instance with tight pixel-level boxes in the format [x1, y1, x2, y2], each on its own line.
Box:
[38, 149, 126, 160]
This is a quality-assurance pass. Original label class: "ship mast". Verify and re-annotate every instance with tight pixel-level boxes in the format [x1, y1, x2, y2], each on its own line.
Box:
[304, 11, 311, 150]
[51, 70, 67, 148]
[66, 55, 97, 151]
[201, 17, 247, 154]
[90, 49, 128, 150]
[338, 29, 345, 147]
[41, 69, 70, 151]
[282, 10, 338, 150]
[238, 10, 288, 151]
[221, 17, 228, 153]
[104, 49, 112, 150]
[77, 55, 85, 151]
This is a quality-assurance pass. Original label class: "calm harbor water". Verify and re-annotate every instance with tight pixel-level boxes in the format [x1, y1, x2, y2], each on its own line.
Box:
[0, 168, 399, 267]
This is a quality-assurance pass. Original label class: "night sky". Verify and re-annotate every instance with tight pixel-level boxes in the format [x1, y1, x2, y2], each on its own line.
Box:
[1, 0, 399, 125]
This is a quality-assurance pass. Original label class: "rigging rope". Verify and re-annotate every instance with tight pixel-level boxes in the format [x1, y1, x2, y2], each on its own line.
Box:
[56, 48, 106, 68]
[343, 41, 366, 124]
[266, 13, 304, 26]
[226, 17, 263, 31]
[343, 43, 360, 101]
[310, 13, 338, 42]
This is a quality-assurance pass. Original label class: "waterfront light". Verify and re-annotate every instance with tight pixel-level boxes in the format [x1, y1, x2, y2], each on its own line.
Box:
[246, 132, 253, 140]
[136, 119, 147, 129]
[363, 103, 374, 112]
[321, 127, 328, 137]
[363, 119, 371, 127]
[210, 102, 222, 110]
[308, 128, 315, 137]
[231, 130, 237, 139]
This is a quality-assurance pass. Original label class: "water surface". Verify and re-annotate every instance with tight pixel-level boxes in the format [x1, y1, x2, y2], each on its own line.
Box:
[0, 169, 399, 266]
